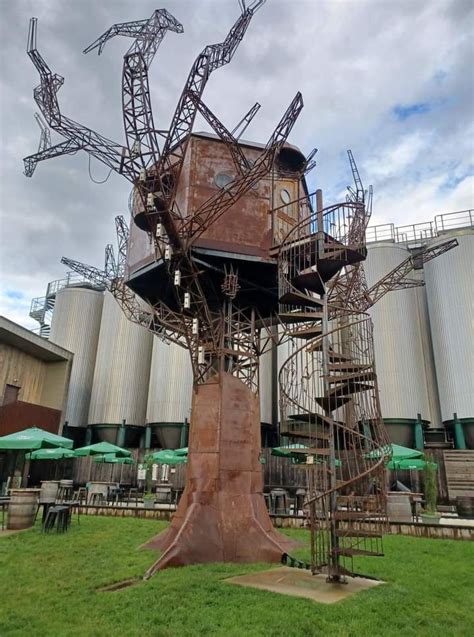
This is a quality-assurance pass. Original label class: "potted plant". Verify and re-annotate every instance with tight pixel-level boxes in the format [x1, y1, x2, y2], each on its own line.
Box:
[142, 455, 155, 510]
[420, 455, 441, 524]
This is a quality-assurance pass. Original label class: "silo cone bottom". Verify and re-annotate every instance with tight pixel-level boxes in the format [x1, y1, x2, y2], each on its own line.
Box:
[141, 372, 299, 579]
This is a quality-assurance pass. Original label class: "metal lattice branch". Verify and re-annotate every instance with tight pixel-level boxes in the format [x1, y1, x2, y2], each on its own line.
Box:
[231, 102, 261, 139]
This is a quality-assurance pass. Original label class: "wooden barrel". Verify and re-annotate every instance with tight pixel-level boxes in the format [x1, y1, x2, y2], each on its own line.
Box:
[387, 493, 412, 522]
[456, 496, 474, 518]
[7, 489, 40, 530]
[40, 481, 59, 504]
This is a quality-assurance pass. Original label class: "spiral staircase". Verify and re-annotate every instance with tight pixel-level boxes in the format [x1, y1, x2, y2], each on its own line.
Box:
[276, 199, 391, 581]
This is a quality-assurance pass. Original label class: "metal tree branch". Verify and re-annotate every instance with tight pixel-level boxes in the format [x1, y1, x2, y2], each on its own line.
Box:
[26, 18, 130, 179]
[151, 1, 266, 214]
[84, 10, 183, 177]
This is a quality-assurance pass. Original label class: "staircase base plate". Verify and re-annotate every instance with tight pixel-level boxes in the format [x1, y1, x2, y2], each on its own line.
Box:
[224, 566, 384, 603]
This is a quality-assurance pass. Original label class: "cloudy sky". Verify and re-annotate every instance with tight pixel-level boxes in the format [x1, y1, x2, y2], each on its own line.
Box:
[0, 0, 472, 329]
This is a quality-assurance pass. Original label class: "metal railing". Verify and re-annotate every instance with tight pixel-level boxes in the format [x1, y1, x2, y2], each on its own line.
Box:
[366, 209, 473, 245]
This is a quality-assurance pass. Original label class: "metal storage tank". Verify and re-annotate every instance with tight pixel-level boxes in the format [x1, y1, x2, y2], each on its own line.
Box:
[364, 243, 431, 447]
[146, 337, 193, 449]
[88, 291, 153, 446]
[49, 286, 104, 438]
[424, 229, 474, 447]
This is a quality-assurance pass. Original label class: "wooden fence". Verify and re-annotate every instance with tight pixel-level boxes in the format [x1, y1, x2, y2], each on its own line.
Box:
[22, 446, 459, 503]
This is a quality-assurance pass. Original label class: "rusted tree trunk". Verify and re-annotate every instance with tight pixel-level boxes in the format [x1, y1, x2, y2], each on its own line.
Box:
[142, 372, 297, 576]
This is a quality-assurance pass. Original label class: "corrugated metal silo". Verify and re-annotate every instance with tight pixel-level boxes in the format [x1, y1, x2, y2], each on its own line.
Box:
[424, 229, 474, 446]
[49, 286, 104, 432]
[146, 337, 193, 449]
[88, 291, 153, 445]
[364, 242, 431, 446]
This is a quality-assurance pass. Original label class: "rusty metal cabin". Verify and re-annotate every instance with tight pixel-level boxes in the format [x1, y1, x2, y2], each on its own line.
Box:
[126, 132, 310, 317]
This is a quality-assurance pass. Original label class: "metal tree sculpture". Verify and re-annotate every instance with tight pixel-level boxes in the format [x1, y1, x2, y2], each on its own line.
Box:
[24, 5, 457, 581]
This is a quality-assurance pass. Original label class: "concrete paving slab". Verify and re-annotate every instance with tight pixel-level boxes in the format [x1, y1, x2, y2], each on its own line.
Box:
[224, 566, 383, 603]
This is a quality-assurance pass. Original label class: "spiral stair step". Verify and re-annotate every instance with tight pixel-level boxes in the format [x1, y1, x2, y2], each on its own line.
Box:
[279, 311, 323, 324]
[327, 362, 372, 373]
[288, 411, 334, 428]
[325, 371, 376, 384]
[287, 324, 323, 339]
[306, 343, 353, 361]
[279, 421, 331, 440]
[292, 271, 325, 295]
[279, 290, 324, 308]
[315, 395, 352, 411]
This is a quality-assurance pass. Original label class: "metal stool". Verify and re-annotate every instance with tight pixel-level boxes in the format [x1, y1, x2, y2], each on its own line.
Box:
[56, 486, 74, 502]
[73, 487, 87, 505]
[89, 492, 106, 506]
[270, 488, 289, 514]
[43, 505, 71, 533]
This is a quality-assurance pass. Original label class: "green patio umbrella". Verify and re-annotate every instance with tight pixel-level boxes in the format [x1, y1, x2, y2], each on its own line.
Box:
[387, 458, 438, 471]
[271, 444, 341, 466]
[26, 447, 76, 460]
[0, 427, 73, 450]
[149, 449, 188, 465]
[94, 454, 135, 465]
[366, 443, 423, 462]
[74, 442, 131, 458]
[271, 443, 309, 458]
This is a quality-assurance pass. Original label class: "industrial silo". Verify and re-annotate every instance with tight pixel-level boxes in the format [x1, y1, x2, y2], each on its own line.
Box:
[146, 337, 193, 449]
[49, 286, 104, 443]
[424, 228, 474, 447]
[88, 291, 153, 446]
[364, 242, 432, 447]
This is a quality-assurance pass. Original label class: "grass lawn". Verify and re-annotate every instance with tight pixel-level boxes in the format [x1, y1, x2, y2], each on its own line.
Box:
[0, 517, 472, 637]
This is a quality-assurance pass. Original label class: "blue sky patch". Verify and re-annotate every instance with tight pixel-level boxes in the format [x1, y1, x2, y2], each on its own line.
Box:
[393, 102, 432, 120]
[4, 289, 24, 300]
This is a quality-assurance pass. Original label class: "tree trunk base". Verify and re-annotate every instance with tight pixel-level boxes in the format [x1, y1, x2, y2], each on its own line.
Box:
[142, 372, 298, 578]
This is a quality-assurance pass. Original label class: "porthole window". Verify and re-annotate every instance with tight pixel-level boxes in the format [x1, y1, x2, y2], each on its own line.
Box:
[280, 188, 291, 204]
[215, 172, 234, 189]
